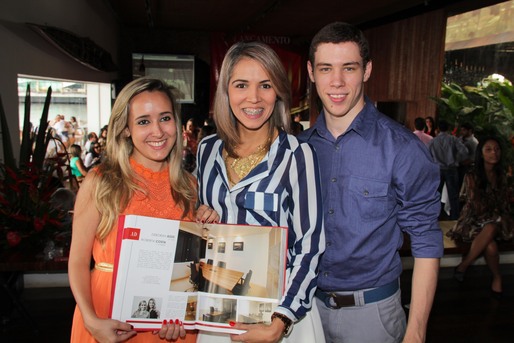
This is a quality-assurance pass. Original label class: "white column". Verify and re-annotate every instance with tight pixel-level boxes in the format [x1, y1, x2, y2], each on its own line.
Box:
[86, 83, 112, 135]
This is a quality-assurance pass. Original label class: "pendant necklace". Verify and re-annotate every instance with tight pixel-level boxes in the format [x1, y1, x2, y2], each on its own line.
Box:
[225, 139, 270, 185]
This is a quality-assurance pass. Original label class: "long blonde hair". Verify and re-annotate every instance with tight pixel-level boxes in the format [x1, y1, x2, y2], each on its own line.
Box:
[94, 77, 195, 241]
[213, 41, 292, 157]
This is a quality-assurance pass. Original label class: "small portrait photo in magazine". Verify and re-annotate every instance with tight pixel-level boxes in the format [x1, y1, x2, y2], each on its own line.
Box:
[131, 297, 150, 319]
[147, 297, 161, 319]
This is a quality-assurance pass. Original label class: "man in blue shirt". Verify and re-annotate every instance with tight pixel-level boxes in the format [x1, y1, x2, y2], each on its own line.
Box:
[428, 120, 468, 220]
[299, 22, 443, 343]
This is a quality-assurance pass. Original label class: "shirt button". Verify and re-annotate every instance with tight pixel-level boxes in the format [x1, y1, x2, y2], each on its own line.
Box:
[323, 272, 329, 277]
[335, 145, 340, 150]
[363, 190, 369, 196]
[326, 242, 331, 247]
[328, 209, 334, 214]
[331, 178, 337, 182]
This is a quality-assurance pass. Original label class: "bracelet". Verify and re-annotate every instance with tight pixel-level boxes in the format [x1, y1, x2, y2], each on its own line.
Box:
[271, 312, 293, 336]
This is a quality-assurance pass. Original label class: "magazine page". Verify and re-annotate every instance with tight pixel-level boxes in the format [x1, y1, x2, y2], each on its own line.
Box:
[111, 215, 191, 330]
[188, 222, 287, 334]
[111, 215, 288, 335]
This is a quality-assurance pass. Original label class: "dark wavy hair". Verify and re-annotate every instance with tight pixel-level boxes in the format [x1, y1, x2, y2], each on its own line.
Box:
[473, 136, 504, 192]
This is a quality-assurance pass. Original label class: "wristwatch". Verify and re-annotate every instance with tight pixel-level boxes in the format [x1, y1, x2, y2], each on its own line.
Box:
[271, 312, 293, 336]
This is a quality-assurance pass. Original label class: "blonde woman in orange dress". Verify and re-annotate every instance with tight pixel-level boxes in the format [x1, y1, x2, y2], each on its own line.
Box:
[69, 78, 215, 342]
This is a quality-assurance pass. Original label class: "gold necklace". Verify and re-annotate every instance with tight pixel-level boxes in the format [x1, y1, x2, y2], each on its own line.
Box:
[225, 142, 268, 183]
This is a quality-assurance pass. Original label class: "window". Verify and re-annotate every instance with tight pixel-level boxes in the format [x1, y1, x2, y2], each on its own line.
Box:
[444, 0, 514, 85]
[132, 54, 195, 103]
[18, 75, 112, 144]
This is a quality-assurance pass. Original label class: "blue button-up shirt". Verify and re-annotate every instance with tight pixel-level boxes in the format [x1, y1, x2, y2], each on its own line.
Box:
[299, 100, 443, 291]
[197, 130, 325, 320]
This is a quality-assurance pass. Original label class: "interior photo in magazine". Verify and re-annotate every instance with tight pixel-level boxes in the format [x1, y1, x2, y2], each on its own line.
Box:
[169, 221, 285, 326]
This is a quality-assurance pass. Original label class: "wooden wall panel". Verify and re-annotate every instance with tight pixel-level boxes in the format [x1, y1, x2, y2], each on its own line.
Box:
[365, 9, 447, 129]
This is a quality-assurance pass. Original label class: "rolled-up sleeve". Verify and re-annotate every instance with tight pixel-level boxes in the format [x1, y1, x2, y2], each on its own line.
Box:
[394, 140, 443, 258]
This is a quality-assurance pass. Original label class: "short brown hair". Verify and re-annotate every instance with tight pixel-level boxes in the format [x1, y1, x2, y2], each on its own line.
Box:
[309, 22, 370, 67]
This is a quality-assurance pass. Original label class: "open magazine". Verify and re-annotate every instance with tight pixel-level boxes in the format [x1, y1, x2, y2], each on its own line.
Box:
[110, 214, 288, 334]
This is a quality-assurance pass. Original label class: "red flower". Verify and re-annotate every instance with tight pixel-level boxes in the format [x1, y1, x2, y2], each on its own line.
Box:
[6, 231, 21, 247]
[33, 217, 45, 232]
[0, 195, 8, 206]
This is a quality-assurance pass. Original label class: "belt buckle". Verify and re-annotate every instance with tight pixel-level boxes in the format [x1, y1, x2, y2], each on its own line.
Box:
[327, 292, 356, 309]
[326, 292, 341, 309]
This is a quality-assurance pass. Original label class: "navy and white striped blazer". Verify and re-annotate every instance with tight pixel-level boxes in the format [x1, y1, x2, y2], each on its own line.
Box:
[197, 130, 325, 321]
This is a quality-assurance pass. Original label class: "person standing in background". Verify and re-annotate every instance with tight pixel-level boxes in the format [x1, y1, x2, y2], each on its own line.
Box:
[413, 117, 433, 147]
[300, 22, 442, 343]
[53, 114, 70, 147]
[69, 116, 80, 145]
[291, 112, 305, 136]
[428, 120, 468, 220]
[183, 118, 199, 154]
[424, 116, 437, 137]
[97, 125, 108, 151]
[84, 132, 98, 154]
[458, 122, 479, 190]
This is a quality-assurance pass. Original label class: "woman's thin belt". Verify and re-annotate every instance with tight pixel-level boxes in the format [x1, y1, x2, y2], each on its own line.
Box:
[94, 262, 114, 272]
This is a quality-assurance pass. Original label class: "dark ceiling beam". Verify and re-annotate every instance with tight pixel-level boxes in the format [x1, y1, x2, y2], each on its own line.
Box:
[236, 0, 283, 34]
[144, 0, 154, 28]
[359, 0, 507, 30]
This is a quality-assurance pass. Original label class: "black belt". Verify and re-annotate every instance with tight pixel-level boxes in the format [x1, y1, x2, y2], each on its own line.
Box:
[315, 279, 399, 309]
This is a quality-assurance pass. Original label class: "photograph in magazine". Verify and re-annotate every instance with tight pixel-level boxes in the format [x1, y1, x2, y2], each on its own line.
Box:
[169, 221, 286, 329]
[111, 215, 287, 334]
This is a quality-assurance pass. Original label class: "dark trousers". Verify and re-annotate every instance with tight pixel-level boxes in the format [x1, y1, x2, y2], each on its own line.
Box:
[438, 168, 460, 220]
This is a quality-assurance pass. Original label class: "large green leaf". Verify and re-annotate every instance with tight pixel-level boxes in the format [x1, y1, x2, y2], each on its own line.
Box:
[32, 87, 52, 169]
[0, 95, 16, 169]
[498, 89, 514, 116]
[19, 85, 33, 167]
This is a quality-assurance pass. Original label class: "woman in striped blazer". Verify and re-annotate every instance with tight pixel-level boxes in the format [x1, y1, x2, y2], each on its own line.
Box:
[196, 41, 326, 343]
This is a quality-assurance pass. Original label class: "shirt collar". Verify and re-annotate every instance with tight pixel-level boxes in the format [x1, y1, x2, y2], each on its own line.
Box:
[309, 97, 377, 141]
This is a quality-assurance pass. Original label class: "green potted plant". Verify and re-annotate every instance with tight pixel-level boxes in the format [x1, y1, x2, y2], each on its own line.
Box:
[432, 76, 514, 162]
[0, 86, 72, 254]
[432, 76, 514, 138]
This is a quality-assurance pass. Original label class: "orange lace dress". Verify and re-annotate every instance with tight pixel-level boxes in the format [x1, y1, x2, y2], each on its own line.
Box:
[70, 160, 197, 342]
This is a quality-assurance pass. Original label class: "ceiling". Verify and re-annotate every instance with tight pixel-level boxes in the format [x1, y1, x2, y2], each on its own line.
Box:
[104, 0, 499, 42]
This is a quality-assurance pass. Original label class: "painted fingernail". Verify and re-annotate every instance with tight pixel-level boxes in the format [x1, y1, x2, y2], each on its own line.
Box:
[175, 318, 180, 324]
[229, 321, 235, 326]
[163, 319, 167, 325]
